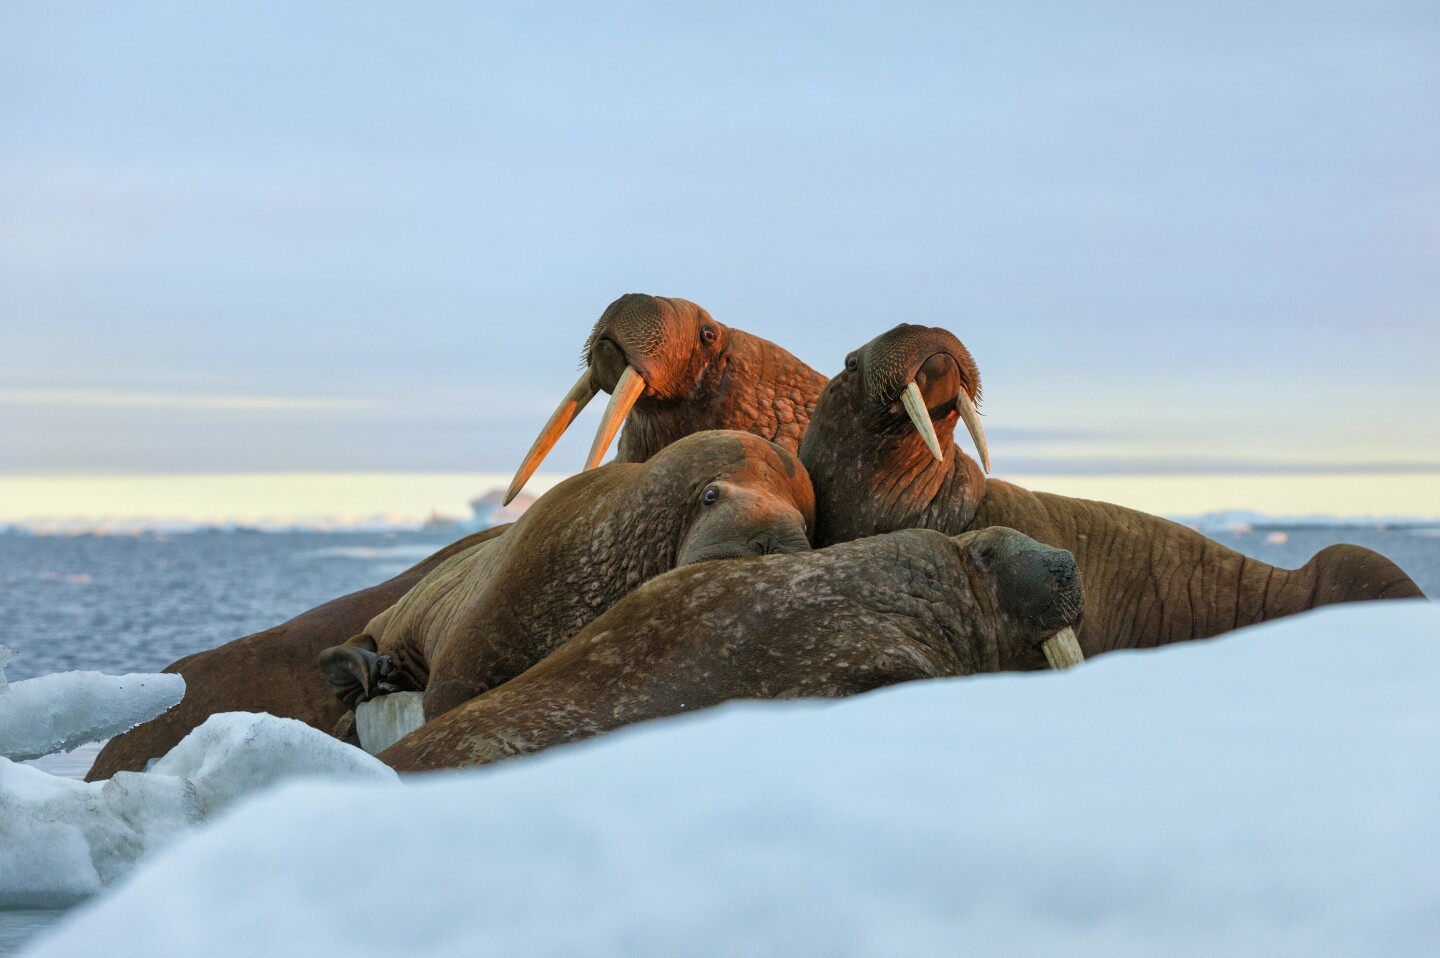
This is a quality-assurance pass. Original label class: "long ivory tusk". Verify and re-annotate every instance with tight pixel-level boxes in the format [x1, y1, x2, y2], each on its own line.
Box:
[504, 371, 599, 505]
[583, 365, 646, 470]
[901, 381, 945, 463]
[956, 390, 990, 474]
[1041, 626, 1084, 670]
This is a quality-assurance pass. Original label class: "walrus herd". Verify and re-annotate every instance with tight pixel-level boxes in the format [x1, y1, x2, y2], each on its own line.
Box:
[87, 294, 1426, 780]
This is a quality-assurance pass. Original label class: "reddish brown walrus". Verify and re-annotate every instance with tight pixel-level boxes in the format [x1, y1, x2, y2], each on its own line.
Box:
[795, 323, 1425, 660]
[320, 430, 816, 720]
[85, 526, 507, 781]
[380, 525, 1082, 772]
[503, 292, 828, 503]
[89, 295, 826, 779]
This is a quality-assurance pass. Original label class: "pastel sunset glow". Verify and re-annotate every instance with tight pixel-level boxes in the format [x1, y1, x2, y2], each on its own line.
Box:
[2, 2, 1436, 523]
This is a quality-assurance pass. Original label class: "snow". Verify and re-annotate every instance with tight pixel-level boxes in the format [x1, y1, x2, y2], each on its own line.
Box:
[354, 691, 425, 755]
[23, 601, 1440, 958]
[0, 714, 397, 909]
[0, 654, 184, 763]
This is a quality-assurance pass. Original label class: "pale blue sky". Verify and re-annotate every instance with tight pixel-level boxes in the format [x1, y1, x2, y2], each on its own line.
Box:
[3, 1, 1438, 477]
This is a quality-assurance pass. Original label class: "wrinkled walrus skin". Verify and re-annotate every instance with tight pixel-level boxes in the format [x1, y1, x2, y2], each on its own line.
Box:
[379, 526, 1082, 772]
[320, 430, 817, 721]
[84, 525, 509, 781]
[797, 324, 1426, 659]
[505, 293, 829, 502]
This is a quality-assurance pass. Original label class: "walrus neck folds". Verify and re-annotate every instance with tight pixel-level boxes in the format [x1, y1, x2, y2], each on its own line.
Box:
[615, 328, 826, 464]
[807, 411, 986, 547]
[587, 465, 693, 585]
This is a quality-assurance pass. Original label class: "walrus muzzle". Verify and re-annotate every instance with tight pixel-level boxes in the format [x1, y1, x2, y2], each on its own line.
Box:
[505, 364, 648, 505]
[901, 380, 990, 473]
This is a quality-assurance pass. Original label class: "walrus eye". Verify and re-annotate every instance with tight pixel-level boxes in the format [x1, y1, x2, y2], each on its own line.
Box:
[700, 326, 717, 346]
[845, 354, 858, 372]
[702, 486, 720, 506]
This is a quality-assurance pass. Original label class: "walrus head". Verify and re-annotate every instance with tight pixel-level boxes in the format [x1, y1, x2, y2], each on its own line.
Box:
[951, 526, 1083, 667]
[504, 294, 733, 503]
[506, 294, 826, 504]
[649, 430, 816, 566]
[799, 324, 989, 545]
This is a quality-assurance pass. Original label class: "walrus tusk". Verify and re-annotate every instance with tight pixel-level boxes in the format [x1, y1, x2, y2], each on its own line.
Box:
[584, 365, 646, 470]
[957, 389, 990, 474]
[1041, 626, 1084, 670]
[505, 371, 599, 505]
[902, 381, 945, 463]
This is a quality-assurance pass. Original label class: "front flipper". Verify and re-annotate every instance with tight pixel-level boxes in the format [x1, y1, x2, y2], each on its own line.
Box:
[318, 644, 418, 710]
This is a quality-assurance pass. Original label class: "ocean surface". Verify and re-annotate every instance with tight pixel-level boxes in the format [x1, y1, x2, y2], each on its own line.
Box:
[2, 524, 1437, 683]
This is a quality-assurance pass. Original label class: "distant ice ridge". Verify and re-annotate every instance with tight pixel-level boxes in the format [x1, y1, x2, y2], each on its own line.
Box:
[1172, 509, 1440, 532]
[25, 601, 1440, 958]
[0, 645, 184, 763]
[0, 713, 397, 909]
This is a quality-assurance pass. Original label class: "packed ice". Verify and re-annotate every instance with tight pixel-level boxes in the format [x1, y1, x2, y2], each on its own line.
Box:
[355, 691, 425, 755]
[1, 707, 397, 909]
[0, 649, 184, 763]
[22, 601, 1440, 958]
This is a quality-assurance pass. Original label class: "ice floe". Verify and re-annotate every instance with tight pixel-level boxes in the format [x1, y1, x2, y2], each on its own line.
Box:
[0, 644, 400, 939]
[0, 648, 184, 763]
[23, 600, 1440, 957]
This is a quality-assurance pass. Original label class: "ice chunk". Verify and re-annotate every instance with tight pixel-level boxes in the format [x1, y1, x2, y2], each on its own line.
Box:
[0, 758, 200, 908]
[355, 692, 425, 755]
[0, 713, 396, 909]
[0, 643, 15, 690]
[0, 669, 184, 762]
[149, 713, 397, 816]
[22, 601, 1440, 958]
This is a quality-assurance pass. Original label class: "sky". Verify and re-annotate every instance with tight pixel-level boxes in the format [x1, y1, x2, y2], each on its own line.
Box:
[1, 2, 1437, 520]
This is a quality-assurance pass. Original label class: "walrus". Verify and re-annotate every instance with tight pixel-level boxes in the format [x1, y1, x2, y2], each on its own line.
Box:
[795, 323, 1426, 658]
[90, 295, 824, 779]
[320, 430, 817, 720]
[84, 525, 508, 781]
[377, 525, 1083, 772]
[504, 292, 828, 503]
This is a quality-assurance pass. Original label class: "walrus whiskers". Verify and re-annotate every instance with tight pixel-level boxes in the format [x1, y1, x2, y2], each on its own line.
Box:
[584, 365, 646, 469]
[505, 371, 599, 505]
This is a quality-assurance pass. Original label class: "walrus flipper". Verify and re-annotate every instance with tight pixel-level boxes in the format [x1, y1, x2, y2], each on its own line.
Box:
[318, 644, 418, 711]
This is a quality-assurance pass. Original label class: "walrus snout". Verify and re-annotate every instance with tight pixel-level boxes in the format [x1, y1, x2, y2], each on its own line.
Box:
[979, 529, 1083, 631]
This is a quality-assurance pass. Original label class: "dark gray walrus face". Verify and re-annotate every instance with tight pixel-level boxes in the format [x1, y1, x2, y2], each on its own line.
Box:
[951, 526, 1083, 665]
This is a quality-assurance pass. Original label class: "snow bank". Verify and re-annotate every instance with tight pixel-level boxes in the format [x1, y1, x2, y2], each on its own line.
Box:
[1, 714, 396, 909]
[0, 660, 184, 763]
[25, 601, 1440, 958]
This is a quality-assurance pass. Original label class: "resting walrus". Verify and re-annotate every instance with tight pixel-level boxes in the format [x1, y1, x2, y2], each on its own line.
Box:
[90, 296, 824, 778]
[504, 292, 828, 502]
[796, 324, 1425, 657]
[84, 526, 506, 781]
[378, 526, 1082, 772]
[320, 430, 816, 720]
